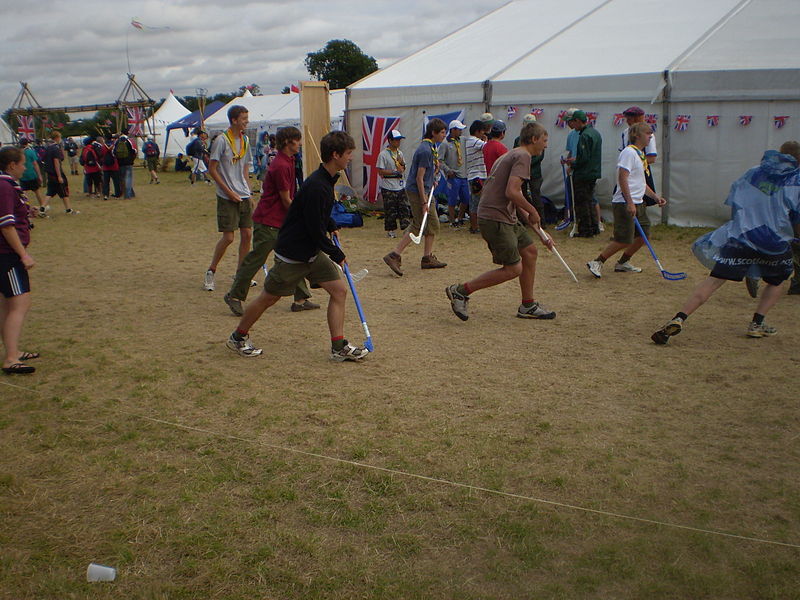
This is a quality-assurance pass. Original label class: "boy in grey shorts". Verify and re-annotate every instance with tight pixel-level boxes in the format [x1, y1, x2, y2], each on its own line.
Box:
[226, 131, 369, 362]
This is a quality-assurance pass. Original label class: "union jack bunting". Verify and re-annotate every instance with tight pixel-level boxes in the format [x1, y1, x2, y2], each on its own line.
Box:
[674, 115, 691, 132]
[17, 115, 34, 137]
[706, 115, 719, 128]
[530, 108, 544, 117]
[555, 110, 568, 129]
[739, 115, 753, 127]
[773, 115, 790, 129]
[645, 114, 658, 132]
[507, 106, 517, 120]
[126, 107, 145, 136]
[586, 112, 598, 127]
[362, 115, 400, 204]
[613, 113, 626, 127]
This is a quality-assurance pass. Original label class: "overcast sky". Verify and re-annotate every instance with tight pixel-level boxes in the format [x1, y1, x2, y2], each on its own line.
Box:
[1, 0, 508, 113]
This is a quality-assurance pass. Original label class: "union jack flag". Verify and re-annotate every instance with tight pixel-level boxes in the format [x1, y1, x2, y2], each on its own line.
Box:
[127, 107, 144, 136]
[774, 115, 790, 129]
[739, 115, 753, 127]
[530, 108, 544, 117]
[613, 113, 626, 127]
[555, 110, 568, 129]
[17, 115, 34, 137]
[507, 106, 517, 120]
[586, 111, 598, 127]
[674, 115, 691, 132]
[362, 115, 400, 204]
[645, 113, 658, 132]
[706, 115, 719, 128]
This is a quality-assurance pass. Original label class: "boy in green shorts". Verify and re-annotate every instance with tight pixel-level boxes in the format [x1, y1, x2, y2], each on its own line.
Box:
[226, 131, 369, 362]
[445, 122, 556, 321]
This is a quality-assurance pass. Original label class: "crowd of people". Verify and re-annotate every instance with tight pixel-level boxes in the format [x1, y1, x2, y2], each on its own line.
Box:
[1, 104, 799, 374]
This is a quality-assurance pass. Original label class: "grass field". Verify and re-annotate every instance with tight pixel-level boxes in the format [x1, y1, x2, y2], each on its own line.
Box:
[1, 167, 799, 599]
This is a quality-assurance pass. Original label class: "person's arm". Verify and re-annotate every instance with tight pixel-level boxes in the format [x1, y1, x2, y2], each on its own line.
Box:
[506, 175, 553, 249]
[376, 153, 400, 178]
[301, 189, 345, 265]
[208, 160, 240, 202]
[0, 226, 34, 269]
[416, 166, 428, 213]
[440, 144, 455, 178]
[53, 156, 63, 182]
[644, 183, 666, 206]
[33, 160, 42, 182]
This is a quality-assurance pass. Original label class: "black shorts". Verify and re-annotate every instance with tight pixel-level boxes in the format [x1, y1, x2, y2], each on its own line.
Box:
[710, 243, 793, 286]
[20, 178, 40, 192]
[0, 253, 31, 298]
[46, 175, 69, 199]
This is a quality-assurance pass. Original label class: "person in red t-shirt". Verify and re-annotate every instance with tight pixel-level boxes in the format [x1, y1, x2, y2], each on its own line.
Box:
[223, 126, 319, 317]
[482, 120, 509, 175]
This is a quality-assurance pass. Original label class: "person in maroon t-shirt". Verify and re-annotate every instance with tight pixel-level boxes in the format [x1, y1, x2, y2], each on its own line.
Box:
[223, 126, 318, 317]
[0, 147, 38, 374]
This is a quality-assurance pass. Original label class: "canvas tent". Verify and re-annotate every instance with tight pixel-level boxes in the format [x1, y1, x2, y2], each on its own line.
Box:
[0, 118, 14, 145]
[163, 100, 226, 156]
[150, 92, 190, 157]
[346, 0, 800, 226]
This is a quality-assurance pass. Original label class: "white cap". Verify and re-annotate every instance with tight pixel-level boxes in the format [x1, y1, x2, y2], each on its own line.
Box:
[387, 129, 405, 140]
[522, 114, 537, 124]
[480, 112, 494, 123]
[448, 119, 466, 130]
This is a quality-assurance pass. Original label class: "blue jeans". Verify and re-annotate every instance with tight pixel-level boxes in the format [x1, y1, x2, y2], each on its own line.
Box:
[119, 165, 135, 198]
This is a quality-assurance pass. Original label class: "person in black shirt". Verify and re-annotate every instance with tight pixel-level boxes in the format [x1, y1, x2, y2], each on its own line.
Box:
[226, 131, 369, 362]
[43, 132, 78, 215]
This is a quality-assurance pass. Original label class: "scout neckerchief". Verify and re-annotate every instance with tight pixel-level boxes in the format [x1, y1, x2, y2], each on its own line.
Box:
[449, 136, 463, 167]
[422, 138, 440, 169]
[386, 146, 403, 171]
[223, 128, 249, 163]
[627, 144, 650, 177]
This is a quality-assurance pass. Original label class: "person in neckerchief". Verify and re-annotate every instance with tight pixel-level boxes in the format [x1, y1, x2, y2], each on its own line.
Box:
[439, 119, 470, 228]
[382, 118, 448, 276]
[376, 129, 411, 238]
[0, 146, 38, 374]
[226, 131, 369, 362]
[586, 123, 666, 279]
[203, 106, 253, 292]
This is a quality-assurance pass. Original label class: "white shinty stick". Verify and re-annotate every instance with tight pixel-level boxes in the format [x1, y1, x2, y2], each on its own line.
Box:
[534, 225, 579, 283]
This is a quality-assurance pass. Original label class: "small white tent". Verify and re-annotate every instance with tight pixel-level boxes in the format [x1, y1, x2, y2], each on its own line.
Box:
[0, 119, 14, 145]
[346, 0, 800, 225]
[151, 92, 191, 157]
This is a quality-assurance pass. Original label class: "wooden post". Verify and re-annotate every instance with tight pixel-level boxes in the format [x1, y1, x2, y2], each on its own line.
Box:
[299, 81, 330, 180]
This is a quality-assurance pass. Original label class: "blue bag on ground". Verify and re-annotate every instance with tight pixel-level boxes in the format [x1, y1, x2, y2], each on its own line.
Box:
[331, 201, 363, 228]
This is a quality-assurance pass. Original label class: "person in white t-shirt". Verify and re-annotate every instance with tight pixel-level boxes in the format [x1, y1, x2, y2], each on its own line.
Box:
[376, 130, 411, 238]
[586, 122, 666, 278]
[619, 106, 658, 195]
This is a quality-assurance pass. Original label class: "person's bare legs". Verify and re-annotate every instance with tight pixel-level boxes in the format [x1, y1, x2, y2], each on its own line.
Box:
[236, 290, 281, 332]
[237, 227, 253, 268]
[1, 293, 32, 369]
[464, 261, 522, 294]
[680, 276, 727, 316]
[755, 282, 784, 315]
[423, 234, 435, 258]
[318, 278, 348, 339]
[209, 231, 234, 272]
[518, 243, 538, 301]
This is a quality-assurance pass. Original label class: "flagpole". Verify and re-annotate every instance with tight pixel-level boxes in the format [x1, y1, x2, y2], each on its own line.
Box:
[125, 26, 132, 73]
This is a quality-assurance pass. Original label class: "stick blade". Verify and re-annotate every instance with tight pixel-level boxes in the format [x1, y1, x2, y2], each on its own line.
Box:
[554, 218, 572, 231]
[661, 270, 687, 281]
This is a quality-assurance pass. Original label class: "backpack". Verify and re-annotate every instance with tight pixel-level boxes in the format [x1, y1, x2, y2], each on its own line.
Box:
[84, 147, 97, 167]
[144, 142, 158, 157]
[102, 146, 116, 167]
[114, 139, 131, 160]
[186, 139, 200, 158]
[331, 201, 363, 228]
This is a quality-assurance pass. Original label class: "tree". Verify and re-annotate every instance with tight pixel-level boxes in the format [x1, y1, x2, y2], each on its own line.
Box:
[305, 39, 378, 89]
[239, 83, 261, 95]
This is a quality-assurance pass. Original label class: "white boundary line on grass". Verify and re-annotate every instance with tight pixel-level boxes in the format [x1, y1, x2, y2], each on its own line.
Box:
[124, 411, 800, 550]
[0, 380, 41, 392]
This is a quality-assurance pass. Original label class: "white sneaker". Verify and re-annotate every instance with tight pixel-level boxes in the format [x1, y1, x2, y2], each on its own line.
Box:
[203, 270, 215, 291]
[586, 260, 603, 278]
[598, 222, 605, 232]
[330, 341, 369, 362]
[65, 208, 80, 215]
[226, 333, 263, 357]
[614, 261, 642, 273]
[387, 231, 397, 238]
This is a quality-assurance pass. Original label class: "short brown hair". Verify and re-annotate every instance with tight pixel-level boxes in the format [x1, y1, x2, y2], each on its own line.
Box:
[628, 122, 652, 145]
[519, 122, 547, 145]
[51, 131, 62, 141]
[0, 146, 24, 170]
[424, 118, 446, 139]
[276, 126, 301, 150]
[227, 105, 248, 123]
[320, 131, 355, 162]
[779, 141, 800, 162]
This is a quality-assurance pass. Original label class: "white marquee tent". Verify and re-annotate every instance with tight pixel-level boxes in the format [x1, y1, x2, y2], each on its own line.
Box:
[346, 0, 800, 225]
[0, 118, 14, 145]
[151, 92, 191, 157]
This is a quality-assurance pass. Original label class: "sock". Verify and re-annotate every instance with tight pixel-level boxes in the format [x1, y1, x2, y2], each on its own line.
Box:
[331, 336, 346, 351]
[753, 313, 765, 325]
[595, 255, 606, 263]
[207, 268, 215, 273]
[458, 283, 471, 296]
[233, 328, 248, 341]
[674, 312, 688, 321]
[522, 299, 535, 308]
[618, 254, 632, 264]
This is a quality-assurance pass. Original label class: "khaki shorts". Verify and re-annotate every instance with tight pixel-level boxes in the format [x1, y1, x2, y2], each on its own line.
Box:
[405, 189, 439, 238]
[217, 196, 253, 232]
[145, 157, 159, 171]
[264, 252, 341, 297]
[478, 219, 534, 266]
[612, 202, 650, 245]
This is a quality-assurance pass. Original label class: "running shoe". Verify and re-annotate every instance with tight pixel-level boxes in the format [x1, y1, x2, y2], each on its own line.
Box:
[330, 341, 369, 362]
[651, 317, 683, 344]
[445, 284, 469, 321]
[203, 270, 215, 291]
[516, 302, 556, 319]
[226, 333, 263, 357]
[746, 321, 777, 338]
[614, 262, 642, 273]
[586, 260, 603, 278]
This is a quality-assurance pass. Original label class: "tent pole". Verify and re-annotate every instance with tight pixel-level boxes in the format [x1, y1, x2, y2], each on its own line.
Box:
[482, 80, 492, 114]
[660, 69, 672, 225]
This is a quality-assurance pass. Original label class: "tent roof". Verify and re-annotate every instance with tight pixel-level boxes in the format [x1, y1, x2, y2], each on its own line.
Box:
[152, 92, 190, 126]
[204, 90, 346, 129]
[166, 100, 226, 131]
[349, 0, 800, 107]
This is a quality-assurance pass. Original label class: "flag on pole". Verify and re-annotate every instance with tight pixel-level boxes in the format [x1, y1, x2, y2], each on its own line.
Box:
[773, 115, 789, 129]
[290, 84, 300, 93]
[131, 19, 171, 30]
[362, 115, 400, 204]
[507, 106, 517, 120]
[17, 115, 34, 137]
[706, 115, 719, 127]
[127, 106, 145, 136]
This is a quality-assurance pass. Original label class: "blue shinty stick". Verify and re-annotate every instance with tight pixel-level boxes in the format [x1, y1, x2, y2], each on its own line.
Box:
[555, 162, 573, 231]
[332, 234, 374, 352]
[633, 217, 687, 281]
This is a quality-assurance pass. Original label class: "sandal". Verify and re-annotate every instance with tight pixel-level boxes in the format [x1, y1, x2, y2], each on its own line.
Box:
[18, 351, 40, 361]
[2, 363, 36, 374]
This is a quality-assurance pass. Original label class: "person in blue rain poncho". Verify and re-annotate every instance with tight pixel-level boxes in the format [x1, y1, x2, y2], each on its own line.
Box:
[652, 141, 800, 344]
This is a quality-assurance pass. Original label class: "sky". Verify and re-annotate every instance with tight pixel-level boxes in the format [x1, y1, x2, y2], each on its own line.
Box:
[1, 0, 509, 114]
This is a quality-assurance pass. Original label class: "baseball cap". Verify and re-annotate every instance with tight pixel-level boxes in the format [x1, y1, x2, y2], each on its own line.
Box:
[387, 129, 405, 140]
[623, 106, 645, 116]
[564, 107, 580, 120]
[571, 110, 588, 123]
[490, 120, 507, 134]
[522, 113, 537, 124]
[480, 112, 494, 123]
[448, 119, 466, 130]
